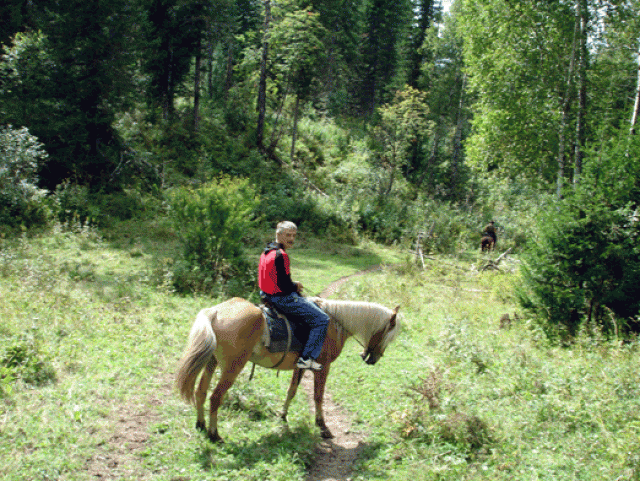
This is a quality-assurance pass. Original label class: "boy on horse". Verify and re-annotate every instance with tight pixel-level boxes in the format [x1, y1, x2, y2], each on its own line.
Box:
[258, 221, 330, 371]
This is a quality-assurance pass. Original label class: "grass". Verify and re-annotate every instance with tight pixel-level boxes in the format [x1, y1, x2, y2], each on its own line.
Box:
[1, 221, 640, 480]
[324, 261, 640, 480]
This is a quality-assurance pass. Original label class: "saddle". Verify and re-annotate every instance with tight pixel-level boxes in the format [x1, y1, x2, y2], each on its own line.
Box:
[260, 304, 309, 355]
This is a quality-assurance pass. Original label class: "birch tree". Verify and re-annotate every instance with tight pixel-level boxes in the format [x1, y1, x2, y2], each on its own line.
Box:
[631, 42, 640, 135]
[460, 0, 578, 187]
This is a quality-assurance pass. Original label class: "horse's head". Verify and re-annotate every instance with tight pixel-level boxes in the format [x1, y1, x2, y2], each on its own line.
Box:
[360, 305, 400, 365]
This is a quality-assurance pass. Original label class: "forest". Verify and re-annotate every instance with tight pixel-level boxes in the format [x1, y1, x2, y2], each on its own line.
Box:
[4, 2, 640, 479]
[2, 0, 640, 337]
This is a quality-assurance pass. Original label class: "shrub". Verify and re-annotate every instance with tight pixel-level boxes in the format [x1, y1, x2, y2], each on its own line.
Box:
[0, 125, 52, 228]
[53, 183, 101, 225]
[168, 177, 260, 295]
[1, 334, 56, 395]
[518, 132, 640, 340]
[473, 174, 553, 252]
[53, 183, 149, 227]
[518, 201, 640, 340]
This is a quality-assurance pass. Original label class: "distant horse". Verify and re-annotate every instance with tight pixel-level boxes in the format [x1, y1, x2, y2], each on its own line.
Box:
[481, 235, 495, 252]
[175, 296, 400, 442]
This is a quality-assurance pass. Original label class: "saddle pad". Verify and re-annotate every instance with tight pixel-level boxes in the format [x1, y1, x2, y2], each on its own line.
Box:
[261, 306, 308, 354]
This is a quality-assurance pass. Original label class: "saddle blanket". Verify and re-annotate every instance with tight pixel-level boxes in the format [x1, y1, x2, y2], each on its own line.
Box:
[261, 306, 309, 354]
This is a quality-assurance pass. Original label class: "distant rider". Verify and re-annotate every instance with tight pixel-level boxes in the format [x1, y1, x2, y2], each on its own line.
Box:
[258, 221, 330, 371]
[482, 220, 497, 246]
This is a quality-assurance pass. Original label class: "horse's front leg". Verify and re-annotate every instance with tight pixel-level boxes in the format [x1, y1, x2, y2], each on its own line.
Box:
[313, 365, 333, 439]
[281, 368, 304, 422]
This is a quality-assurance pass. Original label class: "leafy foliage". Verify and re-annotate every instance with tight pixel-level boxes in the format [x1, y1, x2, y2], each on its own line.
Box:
[0, 3, 137, 189]
[459, 0, 576, 183]
[0, 125, 51, 228]
[168, 177, 260, 295]
[269, 2, 327, 98]
[52, 183, 148, 227]
[371, 86, 433, 196]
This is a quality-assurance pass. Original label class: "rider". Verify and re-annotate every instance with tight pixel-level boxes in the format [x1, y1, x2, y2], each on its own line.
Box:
[258, 221, 330, 371]
[482, 220, 497, 245]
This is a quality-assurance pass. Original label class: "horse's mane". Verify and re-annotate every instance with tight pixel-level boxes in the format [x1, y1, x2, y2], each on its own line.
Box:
[310, 297, 400, 348]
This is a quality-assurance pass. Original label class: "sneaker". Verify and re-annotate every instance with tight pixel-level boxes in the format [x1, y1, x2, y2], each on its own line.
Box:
[296, 357, 322, 371]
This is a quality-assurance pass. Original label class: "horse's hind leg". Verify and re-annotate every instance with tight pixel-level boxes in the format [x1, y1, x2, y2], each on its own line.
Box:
[281, 368, 304, 423]
[195, 356, 217, 432]
[207, 358, 250, 443]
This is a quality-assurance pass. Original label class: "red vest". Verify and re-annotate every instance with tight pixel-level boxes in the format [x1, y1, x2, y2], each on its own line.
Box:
[258, 243, 296, 295]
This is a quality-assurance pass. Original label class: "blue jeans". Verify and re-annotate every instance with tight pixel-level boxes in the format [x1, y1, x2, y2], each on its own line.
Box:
[262, 292, 330, 361]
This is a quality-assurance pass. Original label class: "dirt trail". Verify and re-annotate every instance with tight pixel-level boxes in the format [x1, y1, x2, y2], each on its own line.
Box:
[84, 373, 173, 479]
[317, 265, 381, 299]
[300, 372, 367, 481]
[302, 266, 383, 481]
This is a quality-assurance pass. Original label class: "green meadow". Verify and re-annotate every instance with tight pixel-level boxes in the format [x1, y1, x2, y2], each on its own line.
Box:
[1, 221, 639, 480]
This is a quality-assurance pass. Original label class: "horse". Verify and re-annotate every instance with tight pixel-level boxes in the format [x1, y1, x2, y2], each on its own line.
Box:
[175, 296, 400, 443]
[481, 235, 495, 252]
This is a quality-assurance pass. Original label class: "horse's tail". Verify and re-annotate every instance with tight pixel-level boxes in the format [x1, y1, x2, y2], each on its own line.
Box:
[175, 307, 218, 405]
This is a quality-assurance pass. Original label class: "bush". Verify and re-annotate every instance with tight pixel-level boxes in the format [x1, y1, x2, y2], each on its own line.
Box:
[168, 177, 260, 295]
[473, 175, 553, 252]
[53, 183, 149, 226]
[1, 333, 56, 396]
[0, 125, 52, 228]
[253, 174, 360, 242]
[518, 132, 640, 340]
[519, 200, 640, 340]
[53, 183, 100, 225]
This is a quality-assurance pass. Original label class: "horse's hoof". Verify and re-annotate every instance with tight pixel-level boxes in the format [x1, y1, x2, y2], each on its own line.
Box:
[196, 421, 206, 432]
[208, 431, 224, 443]
[320, 428, 334, 439]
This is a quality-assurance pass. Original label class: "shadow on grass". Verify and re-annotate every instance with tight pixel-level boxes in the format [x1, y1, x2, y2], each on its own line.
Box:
[195, 424, 318, 473]
[195, 424, 388, 478]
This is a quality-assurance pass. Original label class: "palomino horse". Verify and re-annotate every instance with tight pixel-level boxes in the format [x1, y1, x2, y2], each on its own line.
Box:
[175, 296, 400, 442]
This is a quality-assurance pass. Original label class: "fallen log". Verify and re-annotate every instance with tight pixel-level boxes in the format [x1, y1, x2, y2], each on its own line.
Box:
[481, 247, 513, 272]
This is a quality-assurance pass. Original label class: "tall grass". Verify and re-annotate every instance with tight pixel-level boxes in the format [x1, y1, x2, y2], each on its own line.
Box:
[325, 260, 640, 480]
[1, 221, 639, 480]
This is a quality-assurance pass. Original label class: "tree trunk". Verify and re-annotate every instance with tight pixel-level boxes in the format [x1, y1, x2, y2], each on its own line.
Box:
[256, 0, 271, 150]
[193, 37, 202, 132]
[383, 165, 395, 196]
[573, 0, 588, 184]
[450, 74, 467, 196]
[267, 77, 290, 155]
[207, 40, 214, 99]
[162, 45, 174, 122]
[291, 95, 301, 165]
[631, 41, 640, 135]
[557, 12, 579, 199]
[418, 120, 442, 187]
[224, 45, 234, 103]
